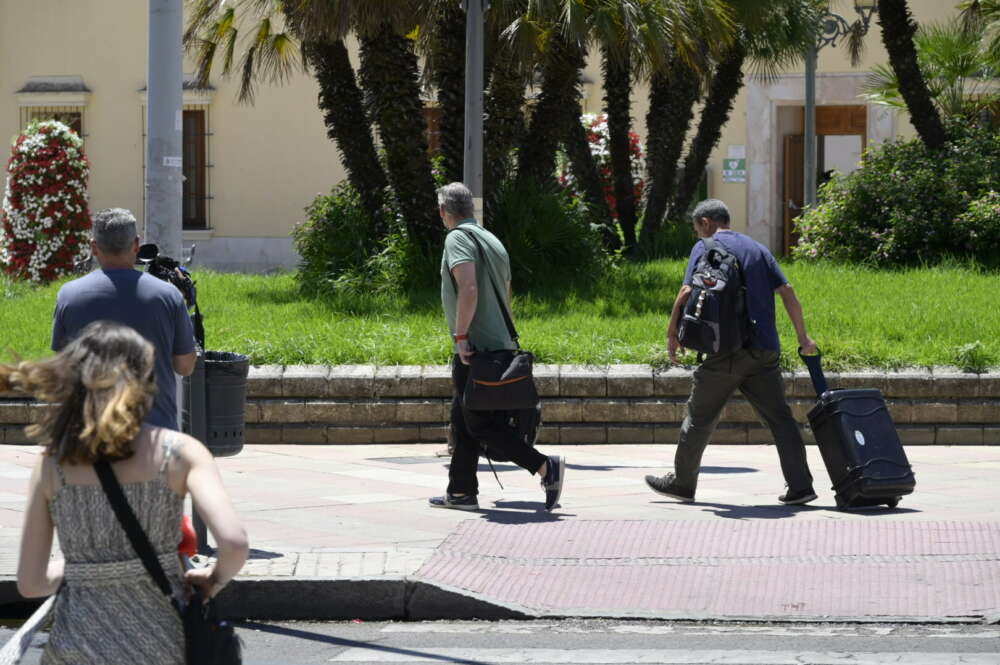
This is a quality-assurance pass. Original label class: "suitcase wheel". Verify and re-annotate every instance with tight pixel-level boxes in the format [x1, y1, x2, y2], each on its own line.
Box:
[835, 495, 847, 510]
[885, 497, 900, 509]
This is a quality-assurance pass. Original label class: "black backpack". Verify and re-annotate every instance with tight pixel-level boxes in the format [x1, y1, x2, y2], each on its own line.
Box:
[677, 236, 754, 356]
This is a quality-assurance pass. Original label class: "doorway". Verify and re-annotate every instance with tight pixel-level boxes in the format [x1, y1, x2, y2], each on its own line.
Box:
[781, 105, 867, 254]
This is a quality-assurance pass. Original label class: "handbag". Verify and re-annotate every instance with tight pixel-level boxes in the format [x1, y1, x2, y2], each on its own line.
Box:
[94, 458, 242, 665]
[449, 228, 539, 411]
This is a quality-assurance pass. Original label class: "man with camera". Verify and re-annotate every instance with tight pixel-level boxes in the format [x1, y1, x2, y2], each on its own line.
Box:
[428, 183, 564, 512]
[52, 208, 197, 429]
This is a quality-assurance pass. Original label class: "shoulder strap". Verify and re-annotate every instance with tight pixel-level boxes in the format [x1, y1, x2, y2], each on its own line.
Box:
[93, 459, 175, 600]
[51, 458, 66, 488]
[447, 227, 520, 346]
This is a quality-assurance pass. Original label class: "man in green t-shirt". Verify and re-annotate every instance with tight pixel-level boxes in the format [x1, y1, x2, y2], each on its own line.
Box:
[428, 182, 565, 512]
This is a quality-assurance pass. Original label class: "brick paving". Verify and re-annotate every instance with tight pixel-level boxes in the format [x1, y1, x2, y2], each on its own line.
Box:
[0, 442, 998, 618]
[417, 520, 1000, 617]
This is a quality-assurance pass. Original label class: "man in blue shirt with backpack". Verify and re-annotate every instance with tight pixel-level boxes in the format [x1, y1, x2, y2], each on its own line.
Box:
[645, 199, 819, 505]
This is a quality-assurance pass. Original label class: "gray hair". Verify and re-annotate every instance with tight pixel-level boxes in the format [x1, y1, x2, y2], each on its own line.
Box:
[436, 182, 475, 219]
[92, 208, 138, 255]
[691, 199, 731, 226]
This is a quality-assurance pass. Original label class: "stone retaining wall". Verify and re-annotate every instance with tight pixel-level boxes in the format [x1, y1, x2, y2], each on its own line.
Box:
[2, 364, 999, 445]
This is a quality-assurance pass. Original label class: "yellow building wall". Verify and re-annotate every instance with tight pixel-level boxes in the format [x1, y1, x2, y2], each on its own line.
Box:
[1, 0, 347, 270]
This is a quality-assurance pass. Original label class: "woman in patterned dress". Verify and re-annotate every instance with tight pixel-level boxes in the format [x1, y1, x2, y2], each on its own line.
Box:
[4, 321, 248, 664]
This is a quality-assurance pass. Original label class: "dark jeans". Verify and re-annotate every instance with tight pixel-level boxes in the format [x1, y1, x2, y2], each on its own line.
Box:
[673, 348, 813, 493]
[447, 354, 548, 496]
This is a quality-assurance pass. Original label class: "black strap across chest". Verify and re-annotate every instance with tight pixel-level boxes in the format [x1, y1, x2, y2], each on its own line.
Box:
[447, 226, 520, 347]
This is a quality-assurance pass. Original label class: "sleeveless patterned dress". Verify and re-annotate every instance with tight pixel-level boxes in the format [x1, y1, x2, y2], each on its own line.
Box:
[42, 438, 185, 665]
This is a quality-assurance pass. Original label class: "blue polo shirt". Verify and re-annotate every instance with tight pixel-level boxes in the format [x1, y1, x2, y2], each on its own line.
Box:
[52, 269, 196, 429]
[683, 230, 788, 352]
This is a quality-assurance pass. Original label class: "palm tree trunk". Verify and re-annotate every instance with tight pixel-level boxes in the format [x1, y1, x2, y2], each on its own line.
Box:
[602, 47, 637, 250]
[516, 36, 581, 188]
[876, 0, 947, 150]
[669, 46, 745, 221]
[484, 58, 526, 223]
[429, 2, 467, 183]
[638, 57, 701, 254]
[302, 40, 389, 236]
[359, 25, 441, 253]
[563, 103, 620, 250]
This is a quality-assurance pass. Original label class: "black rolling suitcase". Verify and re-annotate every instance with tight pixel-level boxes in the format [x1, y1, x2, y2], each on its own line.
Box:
[800, 350, 915, 510]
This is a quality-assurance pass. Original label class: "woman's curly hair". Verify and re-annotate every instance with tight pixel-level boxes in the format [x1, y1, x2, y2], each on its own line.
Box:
[0, 321, 156, 463]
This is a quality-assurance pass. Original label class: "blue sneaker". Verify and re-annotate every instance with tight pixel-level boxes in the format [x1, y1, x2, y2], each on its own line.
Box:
[428, 493, 479, 511]
[541, 455, 564, 511]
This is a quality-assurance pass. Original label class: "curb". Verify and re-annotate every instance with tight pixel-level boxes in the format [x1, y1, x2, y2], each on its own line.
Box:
[3, 576, 993, 624]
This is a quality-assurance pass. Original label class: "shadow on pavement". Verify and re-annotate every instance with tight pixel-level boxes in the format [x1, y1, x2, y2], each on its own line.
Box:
[649, 501, 923, 519]
[477, 500, 574, 524]
[688, 502, 826, 519]
[238, 621, 494, 665]
[247, 548, 284, 560]
[701, 466, 758, 474]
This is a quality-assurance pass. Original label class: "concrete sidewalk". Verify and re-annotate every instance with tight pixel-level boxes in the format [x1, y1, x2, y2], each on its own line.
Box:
[0, 443, 998, 622]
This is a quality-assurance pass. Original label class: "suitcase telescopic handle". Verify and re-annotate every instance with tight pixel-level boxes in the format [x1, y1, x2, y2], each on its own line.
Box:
[798, 346, 829, 398]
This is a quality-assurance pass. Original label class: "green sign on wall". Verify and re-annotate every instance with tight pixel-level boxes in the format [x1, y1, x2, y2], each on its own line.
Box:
[722, 158, 746, 184]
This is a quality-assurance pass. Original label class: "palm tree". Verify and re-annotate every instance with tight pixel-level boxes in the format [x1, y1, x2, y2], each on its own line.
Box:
[666, 0, 825, 225]
[875, 0, 947, 151]
[862, 19, 1000, 122]
[594, 0, 686, 250]
[422, 2, 467, 183]
[638, 55, 702, 253]
[185, 1, 390, 232]
[356, 23, 442, 253]
[203, 0, 443, 253]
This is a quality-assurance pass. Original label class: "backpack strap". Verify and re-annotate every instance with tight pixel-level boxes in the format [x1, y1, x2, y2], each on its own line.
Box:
[446, 227, 520, 348]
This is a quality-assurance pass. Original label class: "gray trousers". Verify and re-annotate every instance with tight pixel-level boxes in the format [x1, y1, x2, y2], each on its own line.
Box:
[673, 348, 813, 493]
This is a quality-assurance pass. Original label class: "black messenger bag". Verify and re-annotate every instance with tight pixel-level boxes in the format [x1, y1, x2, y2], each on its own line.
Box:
[449, 228, 539, 411]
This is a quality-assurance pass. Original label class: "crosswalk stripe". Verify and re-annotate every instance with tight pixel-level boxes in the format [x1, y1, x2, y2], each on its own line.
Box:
[328, 648, 1000, 664]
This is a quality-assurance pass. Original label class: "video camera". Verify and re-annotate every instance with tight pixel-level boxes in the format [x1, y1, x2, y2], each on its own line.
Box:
[137, 243, 205, 348]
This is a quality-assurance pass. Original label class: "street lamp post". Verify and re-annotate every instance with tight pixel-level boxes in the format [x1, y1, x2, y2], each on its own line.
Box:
[463, 0, 488, 219]
[146, 0, 184, 259]
[803, 0, 877, 208]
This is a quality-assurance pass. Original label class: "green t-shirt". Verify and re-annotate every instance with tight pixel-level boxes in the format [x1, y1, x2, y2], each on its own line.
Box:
[440, 220, 515, 352]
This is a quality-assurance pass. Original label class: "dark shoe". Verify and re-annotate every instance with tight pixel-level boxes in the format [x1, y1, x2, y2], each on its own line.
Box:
[645, 473, 695, 502]
[779, 486, 817, 505]
[541, 455, 564, 511]
[428, 493, 479, 511]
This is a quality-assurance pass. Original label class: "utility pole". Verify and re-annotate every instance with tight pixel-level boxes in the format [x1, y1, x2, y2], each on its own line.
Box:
[803, 2, 877, 209]
[463, 0, 486, 220]
[804, 44, 818, 207]
[146, 0, 184, 259]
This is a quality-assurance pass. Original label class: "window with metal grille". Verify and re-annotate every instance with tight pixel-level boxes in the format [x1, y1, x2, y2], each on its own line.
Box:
[20, 106, 84, 139]
[182, 109, 209, 230]
[140, 104, 212, 230]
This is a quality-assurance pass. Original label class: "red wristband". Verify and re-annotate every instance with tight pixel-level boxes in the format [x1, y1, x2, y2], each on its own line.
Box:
[453, 333, 469, 341]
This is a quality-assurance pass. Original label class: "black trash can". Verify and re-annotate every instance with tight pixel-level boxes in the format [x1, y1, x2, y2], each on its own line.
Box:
[183, 350, 249, 458]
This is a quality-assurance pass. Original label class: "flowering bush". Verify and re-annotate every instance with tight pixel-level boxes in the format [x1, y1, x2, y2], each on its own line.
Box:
[1, 120, 91, 283]
[559, 113, 644, 220]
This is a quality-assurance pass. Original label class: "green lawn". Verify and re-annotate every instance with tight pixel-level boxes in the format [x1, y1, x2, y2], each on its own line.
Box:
[2, 260, 997, 370]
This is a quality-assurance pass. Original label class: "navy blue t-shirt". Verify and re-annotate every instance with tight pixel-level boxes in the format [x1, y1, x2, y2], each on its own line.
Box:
[683, 230, 788, 352]
[52, 269, 196, 429]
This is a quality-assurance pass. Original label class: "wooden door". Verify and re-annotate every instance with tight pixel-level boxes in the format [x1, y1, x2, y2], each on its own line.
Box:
[783, 134, 804, 255]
